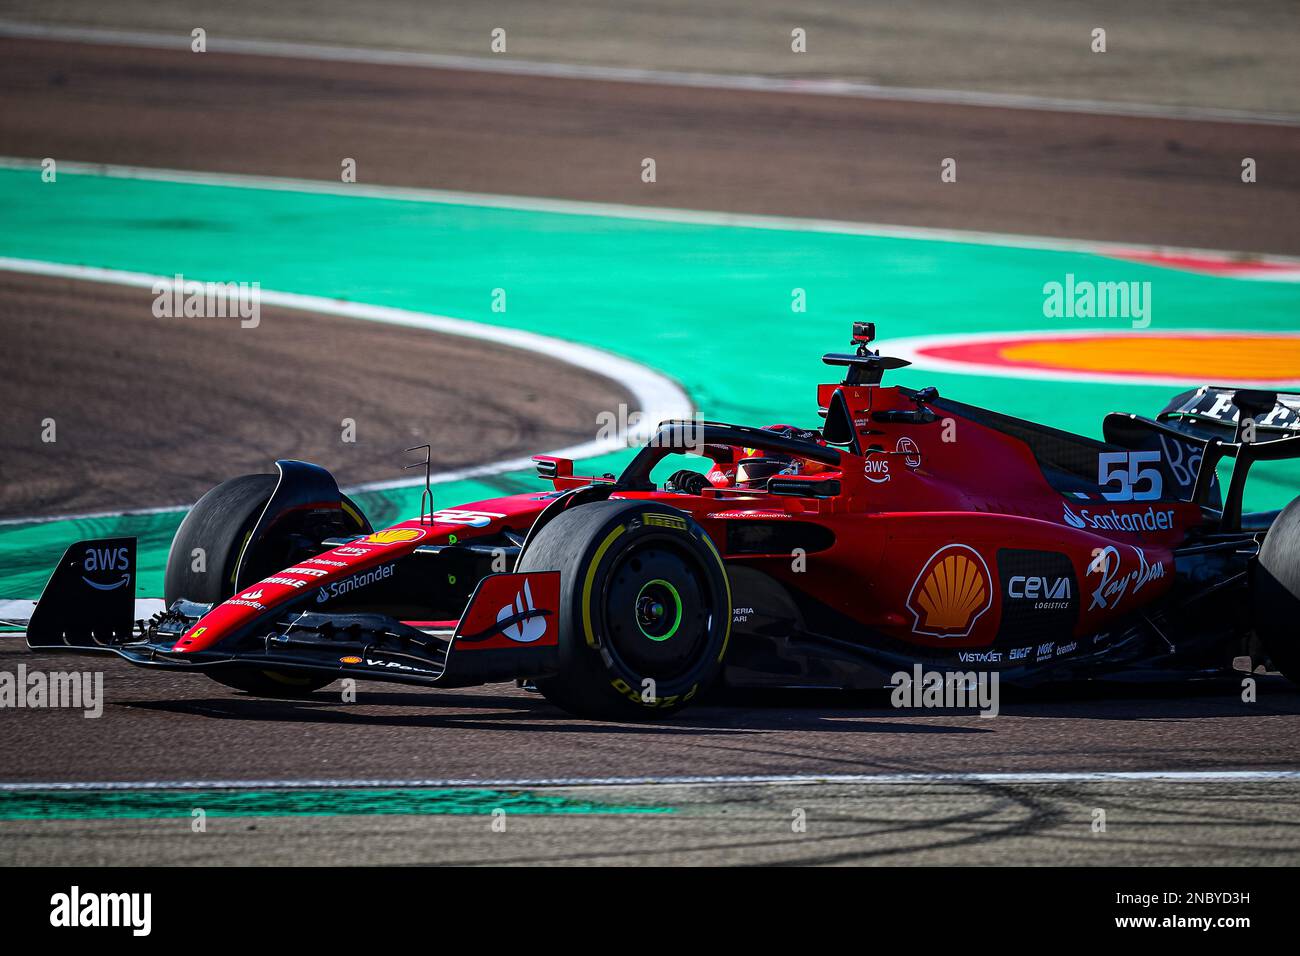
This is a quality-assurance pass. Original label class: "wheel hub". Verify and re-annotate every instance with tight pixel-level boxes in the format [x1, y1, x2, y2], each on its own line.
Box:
[635, 579, 681, 642]
[604, 544, 709, 678]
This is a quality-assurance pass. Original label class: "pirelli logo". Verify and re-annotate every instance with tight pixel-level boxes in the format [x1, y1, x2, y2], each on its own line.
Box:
[644, 513, 688, 531]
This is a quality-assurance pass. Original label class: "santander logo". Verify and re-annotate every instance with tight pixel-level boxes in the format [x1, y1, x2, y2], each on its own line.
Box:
[1063, 502, 1174, 533]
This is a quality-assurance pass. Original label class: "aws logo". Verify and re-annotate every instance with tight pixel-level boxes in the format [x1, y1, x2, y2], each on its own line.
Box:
[81, 545, 131, 591]
[906, 544, 992, 638]
[863, 459, 891, 483]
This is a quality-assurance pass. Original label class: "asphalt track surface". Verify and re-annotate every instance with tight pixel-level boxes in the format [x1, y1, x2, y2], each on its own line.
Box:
[2, 39, 1298, 254]
[5, 0, 1297, 115]
[2, 33, 1300, 865]
[5, 643, 1300, 864]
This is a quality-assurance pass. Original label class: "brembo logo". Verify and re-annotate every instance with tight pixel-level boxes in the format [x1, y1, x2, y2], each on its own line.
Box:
[81, 546, 130, 591]
[1063, 503, 1174, 532]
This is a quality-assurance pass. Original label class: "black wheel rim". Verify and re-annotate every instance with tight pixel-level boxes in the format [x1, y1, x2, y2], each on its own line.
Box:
[600, 537, 714, 680]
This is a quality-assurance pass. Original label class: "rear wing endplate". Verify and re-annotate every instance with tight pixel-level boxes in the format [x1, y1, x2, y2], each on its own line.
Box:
[1107, 386, 1300, 531]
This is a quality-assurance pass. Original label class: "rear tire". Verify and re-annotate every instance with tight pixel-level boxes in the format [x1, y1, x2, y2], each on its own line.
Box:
[1253, 495, 1300, 684]
[515, 499, 731, 720]
[164, 473, 365, 698]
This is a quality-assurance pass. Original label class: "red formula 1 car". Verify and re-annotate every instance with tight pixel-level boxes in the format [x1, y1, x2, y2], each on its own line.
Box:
[28, 323, 1300, 719]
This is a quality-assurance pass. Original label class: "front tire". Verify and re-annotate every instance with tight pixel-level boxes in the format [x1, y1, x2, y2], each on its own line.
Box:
[515, 499, 731, 720]
[164, 473, 365, 698]
[1253, 496, 1300, 685]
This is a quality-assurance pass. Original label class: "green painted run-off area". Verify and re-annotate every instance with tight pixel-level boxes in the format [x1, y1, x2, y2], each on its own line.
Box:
[1, 168, 1297, 599]
[0, 786, 671, 820]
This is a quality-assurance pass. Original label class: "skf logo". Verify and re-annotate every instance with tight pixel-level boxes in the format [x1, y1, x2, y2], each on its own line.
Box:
[362, 528, 426, 546]
[644, 513, 688, 531]
[81, 545, 131, 591]
[906, 544, 992, 638]
[497, 578, 547, 643]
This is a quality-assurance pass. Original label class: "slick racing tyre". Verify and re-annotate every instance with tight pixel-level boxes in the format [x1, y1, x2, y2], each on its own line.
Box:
[515, 499, 731, 720]
[164, 473, 368, 698]
[1253, 495, 1300, 685]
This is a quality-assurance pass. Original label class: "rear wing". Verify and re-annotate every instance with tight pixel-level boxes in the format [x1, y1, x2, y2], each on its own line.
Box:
[1160, 386, 1300, 441]
[1104, 386, 1300, 531]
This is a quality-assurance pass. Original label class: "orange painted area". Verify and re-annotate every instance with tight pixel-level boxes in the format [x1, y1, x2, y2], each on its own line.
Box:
[999, 336, 1300, 379]
[917, 332, 1300, 383]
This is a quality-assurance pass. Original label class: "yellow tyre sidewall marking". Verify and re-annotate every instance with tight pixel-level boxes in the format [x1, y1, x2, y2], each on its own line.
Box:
[701, 533, 732, 662]
[582, 524, 626, 648]
[340, 499, 365, 529]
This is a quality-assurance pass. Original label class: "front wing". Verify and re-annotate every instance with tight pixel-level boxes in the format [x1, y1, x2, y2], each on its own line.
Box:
[27, 538, 561, 689]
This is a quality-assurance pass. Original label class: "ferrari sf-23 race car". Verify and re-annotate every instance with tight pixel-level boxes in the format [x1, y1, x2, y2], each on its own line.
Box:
[28, 323, 1300, 719]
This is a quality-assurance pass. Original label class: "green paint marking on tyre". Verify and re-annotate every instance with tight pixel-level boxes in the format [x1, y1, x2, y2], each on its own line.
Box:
[1, 166, 1297, 600]
[0, 787, 673, 821]
[636, 578, 682, 642]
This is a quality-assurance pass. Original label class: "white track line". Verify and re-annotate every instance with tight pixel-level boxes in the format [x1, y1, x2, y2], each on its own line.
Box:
[3, 770, 1300, 792]
[0, 257, 692, 527]
[0, 599, 162, 625]
[4, 156, 1299, 265]
[1, 19, 1294, 127]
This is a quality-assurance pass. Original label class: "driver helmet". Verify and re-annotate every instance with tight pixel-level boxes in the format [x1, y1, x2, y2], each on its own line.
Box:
[732, 424, 827, 488]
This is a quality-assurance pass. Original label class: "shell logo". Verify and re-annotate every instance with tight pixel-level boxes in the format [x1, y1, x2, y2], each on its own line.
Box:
[361, 528, 426, 546]
[906, 544, 993, 638]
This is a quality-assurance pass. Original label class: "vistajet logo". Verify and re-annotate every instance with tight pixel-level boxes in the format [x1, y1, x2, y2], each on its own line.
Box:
[50, 886, 151, 936]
